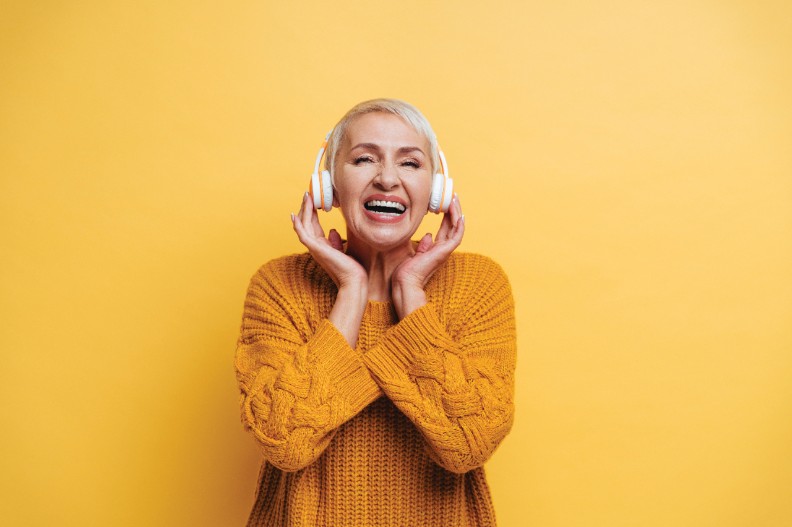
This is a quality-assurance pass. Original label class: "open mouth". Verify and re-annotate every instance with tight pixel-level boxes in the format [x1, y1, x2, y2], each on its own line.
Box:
[364, 200, 406, 216]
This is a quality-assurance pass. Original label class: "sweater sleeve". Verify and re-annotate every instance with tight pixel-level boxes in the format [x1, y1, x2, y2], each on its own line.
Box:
[234, 259, 383, 472]
[361, 256, 517, 473]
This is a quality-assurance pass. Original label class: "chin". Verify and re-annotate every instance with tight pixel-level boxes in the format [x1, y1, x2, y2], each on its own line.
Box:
[363, 232, 415, 251]
[350, 222, 419, 251]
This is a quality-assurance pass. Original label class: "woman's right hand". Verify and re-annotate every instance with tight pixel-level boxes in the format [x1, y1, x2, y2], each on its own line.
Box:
[292, 192, 368, 348]
[291, 192, 367, 291]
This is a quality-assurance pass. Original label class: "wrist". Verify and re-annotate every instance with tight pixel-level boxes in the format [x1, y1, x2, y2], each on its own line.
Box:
[336, 282, 368, 309]
[329, 283, 368, 348]
[392, 282, 427, 320]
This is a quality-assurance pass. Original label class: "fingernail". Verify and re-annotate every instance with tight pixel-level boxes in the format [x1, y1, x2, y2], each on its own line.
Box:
[290, 213, 295, 222]
[460, 215, 465, 223]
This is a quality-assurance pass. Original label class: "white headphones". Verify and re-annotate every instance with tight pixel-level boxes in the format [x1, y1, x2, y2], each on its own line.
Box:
[309, 130, 454, 214]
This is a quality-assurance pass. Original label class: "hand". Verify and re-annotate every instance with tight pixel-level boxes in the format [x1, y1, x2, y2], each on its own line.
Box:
[291, 192, 367, 291]
[391, 194, 465, 319]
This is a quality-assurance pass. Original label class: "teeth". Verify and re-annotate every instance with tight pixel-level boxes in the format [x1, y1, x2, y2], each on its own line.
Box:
[365, 200, 406, 212]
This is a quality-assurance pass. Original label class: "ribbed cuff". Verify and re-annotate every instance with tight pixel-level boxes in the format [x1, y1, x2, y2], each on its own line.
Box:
[362, 302, 457, 381]
[310, 319, 382, 412]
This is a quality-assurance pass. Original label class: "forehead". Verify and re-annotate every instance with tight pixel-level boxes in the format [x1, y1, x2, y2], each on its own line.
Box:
[343, 112, 429, 151]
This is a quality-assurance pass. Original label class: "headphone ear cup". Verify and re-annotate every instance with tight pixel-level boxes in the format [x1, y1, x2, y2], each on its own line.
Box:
[439, 178, 454, 213]
[428, 172, 444, 213]
[320, 170, 333, 212]
[309, 171, 333, 211]
[310, 172, 323, 210]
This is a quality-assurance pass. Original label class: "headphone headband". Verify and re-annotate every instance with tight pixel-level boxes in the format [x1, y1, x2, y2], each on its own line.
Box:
[312, 130, 332, 177]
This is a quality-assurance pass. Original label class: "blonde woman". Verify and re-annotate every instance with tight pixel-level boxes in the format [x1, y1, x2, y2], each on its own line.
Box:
[235, 98, 516, 526]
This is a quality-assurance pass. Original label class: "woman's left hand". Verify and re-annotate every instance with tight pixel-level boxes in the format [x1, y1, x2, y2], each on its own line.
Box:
[391, 194, 465, 319]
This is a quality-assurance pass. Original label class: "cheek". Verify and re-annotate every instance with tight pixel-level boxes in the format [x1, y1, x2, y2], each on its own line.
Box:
[330, 174, 351, 203]
[332, 177, 366, 210]
[413, 177, 434, 204]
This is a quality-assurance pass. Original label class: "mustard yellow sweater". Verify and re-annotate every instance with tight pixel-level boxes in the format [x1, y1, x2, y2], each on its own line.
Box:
[235, 251, 516, 526]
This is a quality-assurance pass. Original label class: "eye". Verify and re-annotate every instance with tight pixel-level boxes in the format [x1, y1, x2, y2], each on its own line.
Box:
[401, 159, 421, 169]
[354, 155, 374, 165]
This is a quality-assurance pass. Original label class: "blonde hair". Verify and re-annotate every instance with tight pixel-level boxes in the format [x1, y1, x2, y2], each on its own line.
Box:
[324, 98, 439, 184]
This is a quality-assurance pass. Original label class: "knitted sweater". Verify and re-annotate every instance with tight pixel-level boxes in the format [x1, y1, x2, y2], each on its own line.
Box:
[235, 251, 517, 526]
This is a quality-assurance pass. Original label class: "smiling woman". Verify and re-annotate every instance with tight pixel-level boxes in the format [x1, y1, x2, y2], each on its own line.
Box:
[234, 99, 517, 526]
[334, 112, 434, 248]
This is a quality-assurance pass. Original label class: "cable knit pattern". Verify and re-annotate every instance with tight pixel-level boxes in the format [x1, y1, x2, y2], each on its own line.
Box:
[235, 251, 517, 526]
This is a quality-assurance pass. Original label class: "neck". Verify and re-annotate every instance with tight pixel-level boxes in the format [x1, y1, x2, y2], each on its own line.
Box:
[345, 235, 415, 302]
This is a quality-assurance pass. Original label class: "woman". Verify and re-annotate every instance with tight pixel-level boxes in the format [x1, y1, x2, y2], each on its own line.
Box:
[235, 99, 516, 526]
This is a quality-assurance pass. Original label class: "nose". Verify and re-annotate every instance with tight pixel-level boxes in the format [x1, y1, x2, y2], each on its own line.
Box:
[374, 160, 400, 190]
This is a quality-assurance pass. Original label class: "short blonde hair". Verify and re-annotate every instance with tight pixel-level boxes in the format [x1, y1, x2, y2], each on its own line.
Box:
[325, 98, 439, 184]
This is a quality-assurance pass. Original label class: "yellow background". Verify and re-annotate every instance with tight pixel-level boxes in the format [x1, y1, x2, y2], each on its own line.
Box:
[2, 1, 791, 525]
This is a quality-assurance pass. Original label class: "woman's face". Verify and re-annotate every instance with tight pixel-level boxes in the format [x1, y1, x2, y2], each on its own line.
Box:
[333, 112, 433, 251]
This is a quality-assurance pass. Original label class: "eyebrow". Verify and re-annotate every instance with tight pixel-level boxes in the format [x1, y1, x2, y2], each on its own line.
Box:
[349, 143, 426, 156]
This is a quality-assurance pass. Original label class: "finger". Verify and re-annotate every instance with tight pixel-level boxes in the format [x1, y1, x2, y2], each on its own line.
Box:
[297, 191, 308, 217]
[450, 214, 465, 244]
[438, 193, 462, 242]
[448, 193, 461, 227]
[310, 205, 326, 238]
[294, 194, 308, 234]
[298, 192, 326, 240]
[436, 206, 454, 242]
[416, 233, 433, 253]
[438, 211, 464, 253]
[328, 229, 343, 251]
[442, 194, 464, 245]
[292, 210, 308, 244]
[300, 192, 313, 226]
